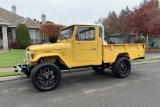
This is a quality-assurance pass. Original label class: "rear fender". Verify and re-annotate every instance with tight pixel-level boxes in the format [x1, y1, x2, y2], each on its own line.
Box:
[117, 53, 130, 59]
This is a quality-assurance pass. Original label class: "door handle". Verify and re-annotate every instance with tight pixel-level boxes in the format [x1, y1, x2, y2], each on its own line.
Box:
[92, 48, 96, 50]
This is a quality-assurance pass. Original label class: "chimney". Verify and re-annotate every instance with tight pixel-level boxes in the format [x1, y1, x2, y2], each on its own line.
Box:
[11, 5, 16, 14]
[41, 14, 46, 24]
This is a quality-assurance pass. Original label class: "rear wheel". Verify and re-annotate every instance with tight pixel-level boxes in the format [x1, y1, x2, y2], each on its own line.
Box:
[31, 62, 61, 91]
[92, 66, 105, 73]
[112, 57, 131, 78]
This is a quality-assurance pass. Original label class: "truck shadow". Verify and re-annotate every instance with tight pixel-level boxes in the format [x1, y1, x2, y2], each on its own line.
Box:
[13, 69, 143, 93]
[59, 69, 124, 88]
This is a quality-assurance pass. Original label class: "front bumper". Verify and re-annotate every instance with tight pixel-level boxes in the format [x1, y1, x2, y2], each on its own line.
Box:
[13, 64, 32, 75]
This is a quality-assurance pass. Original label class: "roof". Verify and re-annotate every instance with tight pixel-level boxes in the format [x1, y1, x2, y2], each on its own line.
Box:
[61, 23, 103, 30]
[0, 18, 9, 25]
[10, 17, 40, 28]
[0, 7, 23, 23]
[73, 23, 102, 27]
[0, 6, 39, 28]
[0, 18, 7, 23]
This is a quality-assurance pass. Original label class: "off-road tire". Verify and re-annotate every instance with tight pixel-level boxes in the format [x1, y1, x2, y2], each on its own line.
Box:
[31, 62, 61, 91]
[112, 57, 131, 78]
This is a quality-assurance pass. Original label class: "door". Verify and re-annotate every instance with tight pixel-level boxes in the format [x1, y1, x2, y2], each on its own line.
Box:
[0, 33, 2, 47]
[74, 26, 98, 62]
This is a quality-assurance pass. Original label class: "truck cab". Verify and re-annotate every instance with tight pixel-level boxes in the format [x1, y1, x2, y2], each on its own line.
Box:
[14, 24, 145, 91]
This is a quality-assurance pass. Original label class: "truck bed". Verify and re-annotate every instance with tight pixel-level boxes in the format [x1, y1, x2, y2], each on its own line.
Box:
[102, 43, 145, 63]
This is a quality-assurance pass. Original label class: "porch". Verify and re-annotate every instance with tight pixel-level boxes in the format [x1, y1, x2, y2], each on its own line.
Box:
[0, 26, 13, 49]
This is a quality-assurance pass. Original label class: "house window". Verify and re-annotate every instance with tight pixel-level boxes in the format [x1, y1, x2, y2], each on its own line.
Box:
[12, 29, 16, 40]
[29, 29, 40, 43]
[34, 30, 40, 43]
[29, 29, 34, 43]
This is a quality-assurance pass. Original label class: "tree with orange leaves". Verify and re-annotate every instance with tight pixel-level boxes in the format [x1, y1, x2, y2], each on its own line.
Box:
[39, 23, 65, 43]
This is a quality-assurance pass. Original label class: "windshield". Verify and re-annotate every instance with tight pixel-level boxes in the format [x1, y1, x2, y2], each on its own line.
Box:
[59, 27, 74, 40]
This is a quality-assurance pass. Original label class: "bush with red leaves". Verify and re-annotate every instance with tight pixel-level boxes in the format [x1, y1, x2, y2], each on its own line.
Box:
[10, 41, 19, 49]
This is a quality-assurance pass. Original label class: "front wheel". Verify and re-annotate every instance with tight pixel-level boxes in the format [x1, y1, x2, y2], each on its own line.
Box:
[31, 62, 61, 91]
[112, 57, 131, 78]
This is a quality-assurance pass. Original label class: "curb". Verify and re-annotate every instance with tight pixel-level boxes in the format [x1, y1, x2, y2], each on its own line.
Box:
[132, 60, 160, 65]
[0, 75, 27, 82]
[0, 60, 160, 82]
[0, 68, 92, 82]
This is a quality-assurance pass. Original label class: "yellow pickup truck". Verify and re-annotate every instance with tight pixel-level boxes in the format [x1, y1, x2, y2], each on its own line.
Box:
[14, 24, 145, 91]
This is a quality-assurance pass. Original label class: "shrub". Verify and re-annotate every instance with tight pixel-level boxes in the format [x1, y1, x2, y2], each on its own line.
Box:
[110, 41, 115, 44]
[49, 38, 57, 43]
[37, 42, 43, 44]
[16, 24, 31, 49]
[10, 41, 19, 49]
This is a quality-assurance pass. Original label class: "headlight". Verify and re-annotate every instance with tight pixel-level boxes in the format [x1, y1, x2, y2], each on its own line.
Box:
[25, 51, 36, 60]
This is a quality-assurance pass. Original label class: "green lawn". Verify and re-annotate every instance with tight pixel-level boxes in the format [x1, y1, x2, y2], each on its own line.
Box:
[0, 49, 25, 67]
[0, 71, 19, 77]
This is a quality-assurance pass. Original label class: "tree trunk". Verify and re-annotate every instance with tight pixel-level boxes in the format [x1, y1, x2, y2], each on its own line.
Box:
[124, 34, 129, 44]
[145, 34, 149, 50]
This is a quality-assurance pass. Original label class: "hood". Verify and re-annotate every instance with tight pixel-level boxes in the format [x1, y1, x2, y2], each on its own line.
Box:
[27, 43, 67, 51]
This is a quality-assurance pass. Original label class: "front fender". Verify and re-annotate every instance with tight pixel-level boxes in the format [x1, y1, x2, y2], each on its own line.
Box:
[30, 53, 71, 68]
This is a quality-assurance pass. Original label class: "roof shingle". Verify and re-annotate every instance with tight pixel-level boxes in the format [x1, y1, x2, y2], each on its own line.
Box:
[0, 6, 40, 28]
[0, 7, 23, 23]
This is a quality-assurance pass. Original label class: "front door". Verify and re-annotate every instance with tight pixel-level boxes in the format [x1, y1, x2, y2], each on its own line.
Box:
[74, 26, 98, 62]
[0, 32, 2, 47]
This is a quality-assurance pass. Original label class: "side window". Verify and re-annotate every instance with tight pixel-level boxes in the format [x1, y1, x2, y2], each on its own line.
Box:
[99, 27, 102, 38]
[76, 27, 95, 41]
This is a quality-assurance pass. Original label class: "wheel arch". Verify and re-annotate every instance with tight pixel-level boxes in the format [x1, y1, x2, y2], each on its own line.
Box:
[116, 52, 130, 59]
[31, 54, 71, 68]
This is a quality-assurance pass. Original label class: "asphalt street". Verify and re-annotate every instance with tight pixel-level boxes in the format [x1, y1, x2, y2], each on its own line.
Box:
[0, 62, 160, 107]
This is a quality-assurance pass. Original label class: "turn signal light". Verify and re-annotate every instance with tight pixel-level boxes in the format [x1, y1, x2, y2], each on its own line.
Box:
[30, 53, 34, 59]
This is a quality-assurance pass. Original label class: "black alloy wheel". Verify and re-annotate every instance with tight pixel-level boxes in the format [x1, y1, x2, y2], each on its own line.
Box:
[31, 62, 61, 91]
[112, 57, 131, 78]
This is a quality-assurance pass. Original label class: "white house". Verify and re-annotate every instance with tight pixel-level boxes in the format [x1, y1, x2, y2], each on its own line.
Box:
[0, 5, 47, 49]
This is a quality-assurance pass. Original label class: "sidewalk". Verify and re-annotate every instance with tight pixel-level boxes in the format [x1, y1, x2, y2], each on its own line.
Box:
[0, 67, 14, 72]
[0, 67, 91, 73]
[0, 49, 9, 54]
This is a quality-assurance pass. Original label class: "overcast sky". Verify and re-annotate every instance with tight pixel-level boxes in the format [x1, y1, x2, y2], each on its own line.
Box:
[1, 0, 143, 25]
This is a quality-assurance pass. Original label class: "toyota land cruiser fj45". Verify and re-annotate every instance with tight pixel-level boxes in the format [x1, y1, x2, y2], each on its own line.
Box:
[14, 24, 145, 91]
